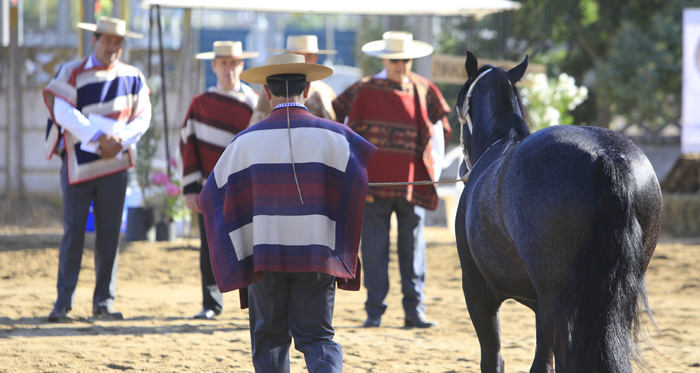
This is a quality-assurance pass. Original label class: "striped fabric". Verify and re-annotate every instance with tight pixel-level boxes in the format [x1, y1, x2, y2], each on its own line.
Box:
[179, 86, 258, 194]
[199, 107, 376, 293]
[332, 73, 451, 210]
[43, 58, 150, 184]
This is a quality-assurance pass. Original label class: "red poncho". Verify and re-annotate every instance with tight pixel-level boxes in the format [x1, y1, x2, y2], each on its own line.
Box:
[333, 73, 451, 210]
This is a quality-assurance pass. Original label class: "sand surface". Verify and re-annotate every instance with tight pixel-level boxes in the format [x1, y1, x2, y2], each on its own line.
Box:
[1, 224, 699, 372]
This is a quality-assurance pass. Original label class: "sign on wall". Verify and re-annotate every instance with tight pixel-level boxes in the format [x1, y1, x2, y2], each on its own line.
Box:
[683, 9, 700, 154]
[430, 54, 546, 86]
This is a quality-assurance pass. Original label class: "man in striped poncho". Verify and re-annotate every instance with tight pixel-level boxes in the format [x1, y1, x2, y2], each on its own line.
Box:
[178, 41, 259, 320]
[199, 54, 376, 372]
[43, 17, 151, 322]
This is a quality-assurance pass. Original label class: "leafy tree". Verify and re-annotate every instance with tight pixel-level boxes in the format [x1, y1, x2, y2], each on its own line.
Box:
[595, 5, 685, 128]
[506, 0, 695, 129]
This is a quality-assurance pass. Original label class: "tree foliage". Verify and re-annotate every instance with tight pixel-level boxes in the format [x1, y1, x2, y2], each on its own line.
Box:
[512, 0, 697, 128]
[444, 0, 696, 128]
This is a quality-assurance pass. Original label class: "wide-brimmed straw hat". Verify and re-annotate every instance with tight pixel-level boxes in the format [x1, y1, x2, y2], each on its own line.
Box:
[269, 35, 337, 55]
[195, 41, 259, 60]
[361, 31, 434, 59]
[77, 16, 142, 39]
[240, 54, 333, 85]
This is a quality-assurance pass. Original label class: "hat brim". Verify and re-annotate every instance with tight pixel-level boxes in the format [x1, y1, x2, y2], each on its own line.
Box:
[361, 39, 434, 59]
[195, 51, 260, 60]
[268, 48, 338, 55]
[77, 22, 143, 39]
[240, 63, 333, 85]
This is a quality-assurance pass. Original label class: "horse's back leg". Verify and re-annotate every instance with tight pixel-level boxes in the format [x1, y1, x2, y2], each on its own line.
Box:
[468, 294, 505, 373]
[520, 301, 554, 373]
[455, 194, 505, 373]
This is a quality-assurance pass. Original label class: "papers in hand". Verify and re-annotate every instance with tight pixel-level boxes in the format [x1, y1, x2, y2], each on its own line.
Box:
[80, 114, 127, 158]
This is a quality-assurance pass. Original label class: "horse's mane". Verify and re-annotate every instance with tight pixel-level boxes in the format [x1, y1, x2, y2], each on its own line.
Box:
[458, 64, 531, 152]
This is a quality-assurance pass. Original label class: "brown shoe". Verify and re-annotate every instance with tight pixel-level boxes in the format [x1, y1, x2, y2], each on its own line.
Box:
[48, 307, 72, 323]
[404, 314, 436, 328]
[193, 309, 220, 320]
[93, 306, 124, 320]
[362, 315, 381, 328]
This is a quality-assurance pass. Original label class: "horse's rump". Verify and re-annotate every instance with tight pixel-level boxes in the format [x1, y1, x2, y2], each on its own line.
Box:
[501, 125, 660, 372]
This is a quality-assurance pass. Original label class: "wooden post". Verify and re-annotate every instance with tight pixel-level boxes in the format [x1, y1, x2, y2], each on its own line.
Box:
[7, 2, 24, 198]
[174, 9, 193, 125]
[112, 0, 121, 18]
[1, 0, 9, 47]
[57, 0, 70, 46]
[413, 15, 432, 79]
[80, 0, 95, 58]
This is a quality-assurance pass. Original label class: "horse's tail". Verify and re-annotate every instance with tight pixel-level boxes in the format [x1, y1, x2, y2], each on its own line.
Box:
[554, 151, 653, 373]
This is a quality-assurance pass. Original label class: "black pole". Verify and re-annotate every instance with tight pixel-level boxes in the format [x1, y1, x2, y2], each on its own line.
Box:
[148, 6, 154, 77]
[156, 5, 171, 171]
[498, 12, 506, 61]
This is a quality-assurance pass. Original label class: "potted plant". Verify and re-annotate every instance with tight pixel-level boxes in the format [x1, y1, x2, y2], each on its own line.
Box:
[125, 75, 188, 241]
[148, 163, 187, 241]
[125, 121, 160, 241]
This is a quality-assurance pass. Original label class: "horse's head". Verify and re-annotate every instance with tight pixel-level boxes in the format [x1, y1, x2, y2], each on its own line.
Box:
[456, 51, 530, 175]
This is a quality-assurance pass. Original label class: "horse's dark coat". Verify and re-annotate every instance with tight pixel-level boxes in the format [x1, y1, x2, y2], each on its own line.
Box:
[455, 52, 663, 373]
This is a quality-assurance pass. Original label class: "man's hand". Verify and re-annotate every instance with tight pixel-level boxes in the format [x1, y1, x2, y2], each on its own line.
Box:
[97, 134, 123, 159]
[185, 193, 201, 213]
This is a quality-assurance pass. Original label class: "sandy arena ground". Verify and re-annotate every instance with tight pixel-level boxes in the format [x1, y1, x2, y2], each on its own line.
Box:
[1, 206, 699, 372]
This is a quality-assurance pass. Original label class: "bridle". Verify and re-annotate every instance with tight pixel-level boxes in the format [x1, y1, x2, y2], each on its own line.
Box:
[456, 68, 492, 177]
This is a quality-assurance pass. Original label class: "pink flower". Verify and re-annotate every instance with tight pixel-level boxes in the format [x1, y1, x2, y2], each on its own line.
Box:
[151, 172, 170, 186]
[169, 157, 178, 168]
[165, 182, 180, 197]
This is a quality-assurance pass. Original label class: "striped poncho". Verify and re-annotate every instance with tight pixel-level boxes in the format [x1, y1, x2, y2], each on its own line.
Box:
[43, 58, 150, 184]
[199, 107, 376, 295]
[179, 86, 259, 194]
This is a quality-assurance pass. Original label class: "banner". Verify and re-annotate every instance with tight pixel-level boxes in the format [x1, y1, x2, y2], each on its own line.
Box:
[430, 54, 546, 85]
[683, 9, 700, 154]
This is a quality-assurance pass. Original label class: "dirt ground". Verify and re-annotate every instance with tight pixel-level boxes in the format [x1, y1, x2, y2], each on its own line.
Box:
[0, 200, 699, 372]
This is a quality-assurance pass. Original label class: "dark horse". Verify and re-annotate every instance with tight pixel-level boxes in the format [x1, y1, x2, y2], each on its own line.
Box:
[454, 51, 663, 372]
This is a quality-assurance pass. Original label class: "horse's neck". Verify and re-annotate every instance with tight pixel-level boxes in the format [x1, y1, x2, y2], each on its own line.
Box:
[472, 115, 527, 167]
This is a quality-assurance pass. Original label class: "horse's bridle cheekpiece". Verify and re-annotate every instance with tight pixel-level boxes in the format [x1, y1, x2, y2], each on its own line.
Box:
[457, 68, 492, 177]
[368, 68, 494, 187]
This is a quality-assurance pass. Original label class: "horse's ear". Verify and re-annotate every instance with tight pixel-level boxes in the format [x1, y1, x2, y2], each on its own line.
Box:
[507, 55, 529, 84]
[466, 51, 478, 79]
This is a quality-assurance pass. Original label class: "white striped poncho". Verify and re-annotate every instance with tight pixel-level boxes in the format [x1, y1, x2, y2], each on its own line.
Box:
[43, 58, 150, 184]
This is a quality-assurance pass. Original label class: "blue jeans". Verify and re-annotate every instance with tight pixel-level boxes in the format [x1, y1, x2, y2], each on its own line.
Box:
[248, 272, 342, 373]
[361, 198, 427, 319]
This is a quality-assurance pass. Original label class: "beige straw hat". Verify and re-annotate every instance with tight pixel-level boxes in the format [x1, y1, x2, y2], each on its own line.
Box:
[195, 41, 259, 60]
[269, 35, 337, 55]
[361, 31, 434, 59]
[240, 54, 333, 85]
[77, 16, 142, 39]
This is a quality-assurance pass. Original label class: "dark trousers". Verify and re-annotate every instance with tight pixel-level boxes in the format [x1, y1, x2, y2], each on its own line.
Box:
[248, 272, 342, 373]
[54, 161, 127, 310]
[198, 213, 223, 312]
[360, 197, 427, 319]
